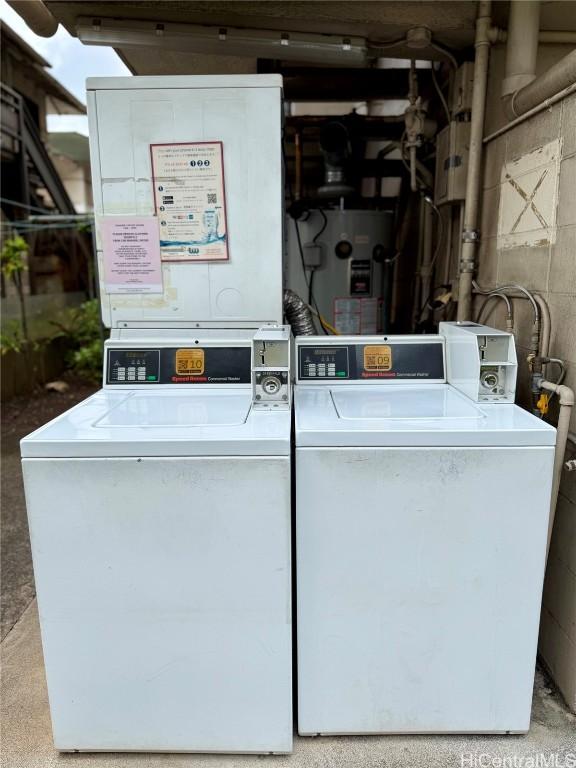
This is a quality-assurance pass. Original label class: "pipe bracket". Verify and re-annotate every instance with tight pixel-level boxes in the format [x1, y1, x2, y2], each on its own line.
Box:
[462, 229, 480, 244]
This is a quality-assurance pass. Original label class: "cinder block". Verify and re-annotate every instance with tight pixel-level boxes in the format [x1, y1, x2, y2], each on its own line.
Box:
[480, 185, 500, 240]
[505, 103, 562, 163]
[561, 94, 576, 159]
[542, 554, 576, 644]
[539, 609, 576, 713]
[557, 155, 576, 228]
[476, 236, 499, 288]
[549, 225, 576, 296]
[483, 135, 506, 190]
[497, 244, 550, 291]
[548, 293, 576, 365]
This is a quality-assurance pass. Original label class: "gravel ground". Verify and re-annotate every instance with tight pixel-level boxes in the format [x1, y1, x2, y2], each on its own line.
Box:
[1, 380, 98, 640]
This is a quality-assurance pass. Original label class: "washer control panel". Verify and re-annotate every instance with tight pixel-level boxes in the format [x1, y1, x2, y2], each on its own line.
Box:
[105, 346, 251, 385]
[297, 337, 445, 383]
[107, 349, 160, 384]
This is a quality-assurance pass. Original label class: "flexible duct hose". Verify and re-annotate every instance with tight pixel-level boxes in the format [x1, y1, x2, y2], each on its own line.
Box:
[284, 289, 317, 336]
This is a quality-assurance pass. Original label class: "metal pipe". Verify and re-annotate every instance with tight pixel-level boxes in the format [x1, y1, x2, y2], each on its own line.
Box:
[484, 82, 576, 144]
[539, 381, 575, 555]
[294, 130, 303, 201]
[534, 294, 551, 359]
[6, 0, 58, 36]
[502, 1, 540, 97]
[419, 199, 435, 321]
[539, 31, 576, 44]
[409, 146, 417, 192]
[476, 293, 514, 331]
[457, 0, 492, 322]
[510, 49, 576, 118]
[490, 27, 576, 45]
[412, 197, 426, 327]
[443, 206, 453, 285]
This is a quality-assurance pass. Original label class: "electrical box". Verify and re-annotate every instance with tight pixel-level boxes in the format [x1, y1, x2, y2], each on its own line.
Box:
[87, 75, 283, 329]
[434, 121, 470, 206]
[252, 326, 291, 409]
[451, 62, 474, 117]
[440, 321, 518, 403]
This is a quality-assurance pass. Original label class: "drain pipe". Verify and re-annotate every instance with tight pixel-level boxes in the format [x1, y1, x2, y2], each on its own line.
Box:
[456, 0, 492, 322]
[502, 0, 576, 119]
[537, 380, 575, 554]
[501, 0, 540, 107]
[510, 50, 576, 118]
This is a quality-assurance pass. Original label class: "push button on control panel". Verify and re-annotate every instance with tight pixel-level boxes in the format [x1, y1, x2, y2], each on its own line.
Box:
[299, 346, 350, 379]
[107, 349, 160, 385]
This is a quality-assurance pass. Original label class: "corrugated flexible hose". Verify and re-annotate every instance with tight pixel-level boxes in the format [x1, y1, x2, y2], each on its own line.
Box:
[283, 289, 317, 336]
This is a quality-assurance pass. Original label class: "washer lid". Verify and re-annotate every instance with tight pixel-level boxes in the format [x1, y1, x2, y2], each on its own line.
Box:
[295, 385, 556, 447]
[95, 391, 250, 427]
[21, 390, 290, 458]
[332, 386, 484, 421]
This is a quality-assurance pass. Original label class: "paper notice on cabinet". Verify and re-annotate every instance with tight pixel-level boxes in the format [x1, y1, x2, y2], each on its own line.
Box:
[101, 216, 163, 294]
[150, 141, 228, 262]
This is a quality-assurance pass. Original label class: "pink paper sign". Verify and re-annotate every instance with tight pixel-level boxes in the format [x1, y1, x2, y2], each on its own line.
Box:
[101, 216, 163, 294]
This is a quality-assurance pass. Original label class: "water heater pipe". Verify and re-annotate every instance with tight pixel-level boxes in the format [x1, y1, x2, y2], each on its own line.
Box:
[501, 1, 540, 99]
[501, 0, 576, 119]
[456, 0, 492, 322]
[539, 381, 575, 555]
[509, 49, 576, 118]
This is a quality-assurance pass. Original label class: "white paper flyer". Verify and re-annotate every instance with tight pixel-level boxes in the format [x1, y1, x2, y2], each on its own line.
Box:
[150, 142, 229, 262]
[101, 216, 163, 294]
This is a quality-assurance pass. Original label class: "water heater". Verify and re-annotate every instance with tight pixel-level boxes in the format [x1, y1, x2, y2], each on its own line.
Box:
[285, 209, 394, 334]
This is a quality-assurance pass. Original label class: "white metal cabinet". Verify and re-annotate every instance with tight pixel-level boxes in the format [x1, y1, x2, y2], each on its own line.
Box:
[24, 455, 292, 752]
[296, 445, 554, 735]
[87, 76, 283, 328]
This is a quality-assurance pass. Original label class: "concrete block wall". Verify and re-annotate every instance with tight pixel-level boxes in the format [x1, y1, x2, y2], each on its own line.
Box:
[470, 45, 576, 711]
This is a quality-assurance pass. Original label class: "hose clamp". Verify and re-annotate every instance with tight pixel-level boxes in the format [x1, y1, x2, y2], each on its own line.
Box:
[462, 229, 480, 243]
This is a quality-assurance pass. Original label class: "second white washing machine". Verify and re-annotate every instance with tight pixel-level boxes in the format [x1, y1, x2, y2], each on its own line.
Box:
[295, 328, 555, 735]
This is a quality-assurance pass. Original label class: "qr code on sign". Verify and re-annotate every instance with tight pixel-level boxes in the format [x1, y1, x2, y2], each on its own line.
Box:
[207, 193, 217, 204]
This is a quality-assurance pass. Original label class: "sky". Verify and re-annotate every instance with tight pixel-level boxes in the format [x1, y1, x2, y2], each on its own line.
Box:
[0, 0, 130, 135]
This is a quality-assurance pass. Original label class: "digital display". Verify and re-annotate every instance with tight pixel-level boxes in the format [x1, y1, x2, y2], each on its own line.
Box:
[363, 345, 392, 371]
[175, 348, 205, 375]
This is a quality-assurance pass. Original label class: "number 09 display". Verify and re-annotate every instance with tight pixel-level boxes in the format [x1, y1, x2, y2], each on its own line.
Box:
[363, 345, 392, 372]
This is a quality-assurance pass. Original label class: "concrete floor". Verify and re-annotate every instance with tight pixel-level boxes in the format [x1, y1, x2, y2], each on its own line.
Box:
[1, 387, 575, 766]
[2, 601, 575, 768]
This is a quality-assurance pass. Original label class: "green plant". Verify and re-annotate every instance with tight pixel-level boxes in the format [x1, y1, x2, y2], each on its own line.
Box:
[0, 320, 26, 354]
[51, 299, 107, 382]
[1, 235, 29, 343]
[68, 339, 104, 381]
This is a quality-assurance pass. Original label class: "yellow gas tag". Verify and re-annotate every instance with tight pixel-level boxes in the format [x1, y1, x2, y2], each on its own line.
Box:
[536, 393, 549, 415]
[364, 345, 392, 372]
[175, 348, 204, 375]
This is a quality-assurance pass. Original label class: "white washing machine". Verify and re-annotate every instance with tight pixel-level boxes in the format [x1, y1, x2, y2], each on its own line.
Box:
[22, 328, 293, 753]
[295, 328, 555, 735]
[21, 75, 294, 753]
